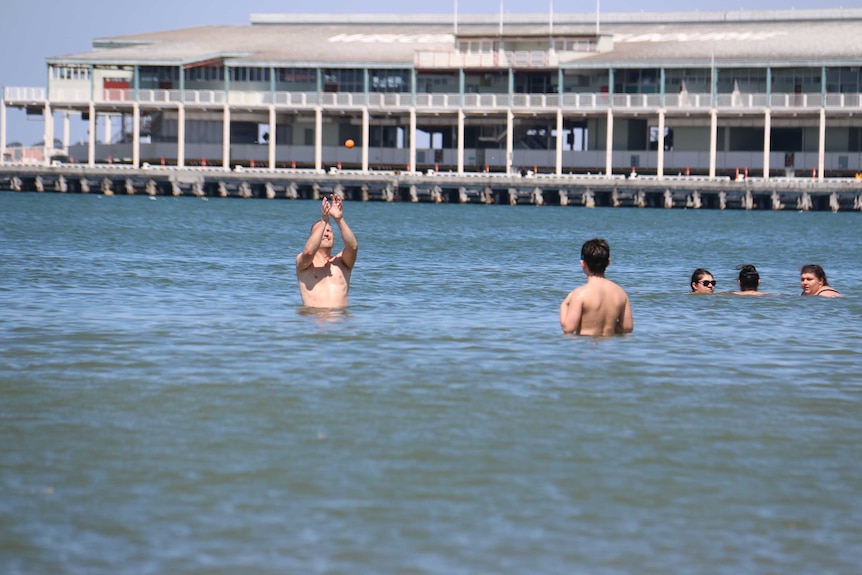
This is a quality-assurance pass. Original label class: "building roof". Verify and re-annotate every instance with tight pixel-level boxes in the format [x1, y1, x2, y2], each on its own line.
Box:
[47, 9, 862, 70]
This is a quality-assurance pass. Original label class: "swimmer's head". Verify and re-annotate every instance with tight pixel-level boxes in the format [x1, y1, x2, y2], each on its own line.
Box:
[691, 268, 715, 293]
[580, 238, 610, 275]
[800, 264, 828, 286]
[736, 264, 760, 291]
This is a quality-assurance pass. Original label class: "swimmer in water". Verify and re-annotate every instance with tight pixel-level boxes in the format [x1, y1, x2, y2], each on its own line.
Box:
[690, 268, 716, 294]
[296, 194, 358, 308]
[560, 238, 633, 336]
[732, 264, 772, 296]
[799, 264, 842, 297]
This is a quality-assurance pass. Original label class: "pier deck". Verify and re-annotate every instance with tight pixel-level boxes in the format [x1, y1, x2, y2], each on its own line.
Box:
[2, 164, 861, 211]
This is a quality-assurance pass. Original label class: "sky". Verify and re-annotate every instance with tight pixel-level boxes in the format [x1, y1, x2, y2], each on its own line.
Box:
[0, 0, 851, 145]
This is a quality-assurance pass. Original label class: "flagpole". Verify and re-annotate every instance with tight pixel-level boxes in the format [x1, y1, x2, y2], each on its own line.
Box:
[454, 0, 458, 36]
[596, 0, 601, 35]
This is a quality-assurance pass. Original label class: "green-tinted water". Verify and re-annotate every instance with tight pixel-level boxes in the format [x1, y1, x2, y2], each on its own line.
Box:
[2, 192, 861, 573]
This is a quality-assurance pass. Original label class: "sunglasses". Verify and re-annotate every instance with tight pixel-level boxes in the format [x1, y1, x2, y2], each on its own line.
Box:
[699, 280, 717, 287]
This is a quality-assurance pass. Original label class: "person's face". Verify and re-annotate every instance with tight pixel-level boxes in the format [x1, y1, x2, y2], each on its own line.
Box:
[800, 272, 824, 295]
[317, 222, 334, 248]
[692, 275, 716, 294]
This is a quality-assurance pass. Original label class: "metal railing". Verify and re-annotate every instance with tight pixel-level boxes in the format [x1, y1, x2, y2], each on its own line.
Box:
[6, 85, 862, 114]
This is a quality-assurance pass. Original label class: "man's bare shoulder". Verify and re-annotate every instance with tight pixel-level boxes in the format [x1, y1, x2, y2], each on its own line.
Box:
[607, 279, 630, 298]
[584, 277, 628, 296]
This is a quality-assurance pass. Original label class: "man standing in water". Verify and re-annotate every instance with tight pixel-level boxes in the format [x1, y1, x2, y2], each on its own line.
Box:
[560, 238, 633, 336]
[296, 194, 358, 308]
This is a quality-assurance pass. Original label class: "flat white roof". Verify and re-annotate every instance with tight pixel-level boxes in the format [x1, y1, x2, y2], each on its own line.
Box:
[47, 9, 862, 69]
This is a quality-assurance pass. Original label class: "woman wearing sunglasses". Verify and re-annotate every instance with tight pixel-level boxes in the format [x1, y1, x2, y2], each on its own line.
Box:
[690, 268, 716, 294]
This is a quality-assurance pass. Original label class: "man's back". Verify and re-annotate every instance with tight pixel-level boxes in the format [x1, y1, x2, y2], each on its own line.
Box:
[561, 277, 633, 336]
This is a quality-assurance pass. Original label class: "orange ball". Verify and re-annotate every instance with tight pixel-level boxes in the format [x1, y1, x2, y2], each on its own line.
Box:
[344, 139, 355, 149]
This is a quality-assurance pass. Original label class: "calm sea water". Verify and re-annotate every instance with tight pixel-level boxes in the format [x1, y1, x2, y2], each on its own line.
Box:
[1, 191, 861, 574]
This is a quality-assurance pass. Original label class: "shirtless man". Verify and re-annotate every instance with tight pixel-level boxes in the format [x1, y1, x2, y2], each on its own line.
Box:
[560, 238, 633, 336]
[296, 194, 358, 308]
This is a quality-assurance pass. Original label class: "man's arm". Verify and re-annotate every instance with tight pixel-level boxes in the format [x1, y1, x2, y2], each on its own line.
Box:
[560, 291, 582, 335]
[329, 195, 358, 270]
[296, 197, 330, 271]
[615, 296, 634, 334]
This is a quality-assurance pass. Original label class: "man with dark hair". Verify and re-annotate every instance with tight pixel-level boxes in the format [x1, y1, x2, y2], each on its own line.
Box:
[296, 194, 358, 308]
[560, 238, 633, 336]
[733, 264, 769, 296]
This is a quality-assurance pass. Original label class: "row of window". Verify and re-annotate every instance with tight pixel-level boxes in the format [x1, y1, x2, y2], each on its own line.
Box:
[58, 65, 862, 95]
[51, 67, 91, 81]
[455, 38, 596, 53]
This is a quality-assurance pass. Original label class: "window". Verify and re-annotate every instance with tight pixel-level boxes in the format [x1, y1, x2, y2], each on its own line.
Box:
[826, 67, 860, 94]
[278, 68, 317, 91]
[665, 68, 712, 94]
[53, 66, 90, 81]
[322, 69, 364, 92]
[370, 69, 409, 93]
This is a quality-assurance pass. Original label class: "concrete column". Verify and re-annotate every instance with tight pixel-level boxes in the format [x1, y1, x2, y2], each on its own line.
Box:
[177, 104, 185, 168]
[361, 106, 369, 172]
[132, 103, 140, 168]
[555, 108, 563, 176]
[0, 99, 7, 165]
[223, 104, 232, 170]
[506, 109, 513, 175]
[62, 112, 71, 154]
[88, 102, 95, 166]
[763, 109, 771, 180]
[104, 115, 112, 145]
[268, 104, 276, 170]
[314, 106, 322, 171]
[43, 102, 53, 165]
[818, 107, 826, 180]
[656, 109, 665, 180]
[457, 109, 465, 175]
[409, 108, 416, 172]
[709, 109, 717, 179]
[605, 108, 614, 177]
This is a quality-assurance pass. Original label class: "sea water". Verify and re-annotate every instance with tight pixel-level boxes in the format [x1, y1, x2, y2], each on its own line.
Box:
[1, 191, 861, 574]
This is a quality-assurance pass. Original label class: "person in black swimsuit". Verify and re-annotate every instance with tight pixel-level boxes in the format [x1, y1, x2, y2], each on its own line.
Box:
[800, 264, 842, 298]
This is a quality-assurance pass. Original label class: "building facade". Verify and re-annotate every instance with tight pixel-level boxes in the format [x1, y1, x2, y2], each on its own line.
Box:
[2, 9, 862, 179]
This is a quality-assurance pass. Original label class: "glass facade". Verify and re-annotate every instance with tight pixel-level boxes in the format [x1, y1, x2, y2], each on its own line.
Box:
[105, 63, 862, 98]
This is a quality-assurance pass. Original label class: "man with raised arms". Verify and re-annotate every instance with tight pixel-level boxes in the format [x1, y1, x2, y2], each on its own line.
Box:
[296, 194, 358, 308]
[560, 238, 633, 337]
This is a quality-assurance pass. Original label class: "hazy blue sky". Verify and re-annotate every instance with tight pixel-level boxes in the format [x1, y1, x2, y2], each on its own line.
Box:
[0, 0, 847, 144]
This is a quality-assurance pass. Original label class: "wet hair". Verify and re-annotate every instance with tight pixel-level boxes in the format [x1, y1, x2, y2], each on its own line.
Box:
[690, 268, 713, 291]
[736, 264, 760, 291]
[580, 238, 610, 275]
[800, 264, 829, 286]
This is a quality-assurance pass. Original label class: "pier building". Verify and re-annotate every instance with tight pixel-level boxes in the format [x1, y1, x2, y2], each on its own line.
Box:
[2, 8, 862, 179]
[3, 8, 862, 211]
